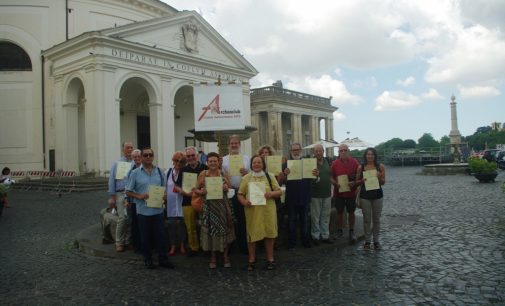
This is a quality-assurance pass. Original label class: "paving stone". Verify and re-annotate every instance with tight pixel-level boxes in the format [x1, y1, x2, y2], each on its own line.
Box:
[0, 166, 504, 304]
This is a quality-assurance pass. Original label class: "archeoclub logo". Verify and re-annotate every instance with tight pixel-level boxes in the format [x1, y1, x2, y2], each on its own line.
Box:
[197, 94, 220, 121]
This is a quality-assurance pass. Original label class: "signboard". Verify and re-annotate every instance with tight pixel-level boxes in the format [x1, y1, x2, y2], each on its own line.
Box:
[193, 84, 245, 131]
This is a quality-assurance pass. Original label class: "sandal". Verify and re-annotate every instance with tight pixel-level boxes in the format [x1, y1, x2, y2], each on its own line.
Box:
[266, 261, 276, 270]
[247, 261, 256, 272]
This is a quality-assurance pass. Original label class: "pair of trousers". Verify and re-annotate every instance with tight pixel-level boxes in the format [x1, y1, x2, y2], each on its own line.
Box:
[183, 206, 200, 251]
[115, 194, 131, 246]
[310, 197, 332, 240]
[360, 198, 383, 243]
[231, 194, 247, 253]
[127, 203, 140, 251]
[137, 213, 168, 263]
[288, 204, 310, 247]
[166, 217, 187, 246]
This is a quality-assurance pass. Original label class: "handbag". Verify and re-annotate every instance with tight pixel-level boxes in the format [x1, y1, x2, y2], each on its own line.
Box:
[265, 172, 283, 209]
[355, 185, 362, 209]
[191, 192, 203, 213]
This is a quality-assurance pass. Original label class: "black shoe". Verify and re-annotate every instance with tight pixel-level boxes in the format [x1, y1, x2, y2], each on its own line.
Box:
[322, 239, 333, 244]
[144, 260, 155, 269]
[159, 261, 175, 269]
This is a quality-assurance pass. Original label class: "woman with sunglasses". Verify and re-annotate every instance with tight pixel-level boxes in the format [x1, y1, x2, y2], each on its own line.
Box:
[165, 151, 188, 256]
[194, 152, 235, 269]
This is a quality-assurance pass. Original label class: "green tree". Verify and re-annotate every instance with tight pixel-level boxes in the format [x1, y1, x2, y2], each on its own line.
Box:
[417, 133, 439, 148]
[439, 135, 450, 146]
[402, 139, 417, 148]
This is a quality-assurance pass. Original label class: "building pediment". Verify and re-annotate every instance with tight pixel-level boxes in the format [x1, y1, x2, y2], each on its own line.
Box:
[100, 11, 257, 76]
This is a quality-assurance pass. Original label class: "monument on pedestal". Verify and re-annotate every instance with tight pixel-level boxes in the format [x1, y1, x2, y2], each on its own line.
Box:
[449, 95, 462, 163]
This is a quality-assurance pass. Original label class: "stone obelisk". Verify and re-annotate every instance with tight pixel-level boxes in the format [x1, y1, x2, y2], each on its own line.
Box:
[449, 95, 462, 163]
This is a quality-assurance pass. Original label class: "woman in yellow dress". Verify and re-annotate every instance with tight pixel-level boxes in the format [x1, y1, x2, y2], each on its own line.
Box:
[238, 155, 282, 271]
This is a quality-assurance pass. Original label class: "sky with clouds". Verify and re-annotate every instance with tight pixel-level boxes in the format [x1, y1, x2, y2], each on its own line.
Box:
[166, 0, 505, 147]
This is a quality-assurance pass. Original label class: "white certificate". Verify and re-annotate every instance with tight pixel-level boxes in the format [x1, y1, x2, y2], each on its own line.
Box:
[363, 169, 380, 191]
[287, 160, 302, 180]
[205, 177, 223, 200]
[229, 155, 243, 176]
[146, 185, 165, 208]
[115, 162, 131, 179]
[182, 172, 198, 193]
[302, 158, 317, 179]
[266, 155, 282, 174]
[337, 175, 350, 192]
[248, 182, 266, 205]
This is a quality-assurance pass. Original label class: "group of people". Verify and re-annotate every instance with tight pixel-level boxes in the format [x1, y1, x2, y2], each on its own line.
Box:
[107, 135, 386, 270]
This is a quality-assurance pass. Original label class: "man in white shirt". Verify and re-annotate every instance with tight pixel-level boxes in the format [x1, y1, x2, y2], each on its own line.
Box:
[221, 135, 250, 254]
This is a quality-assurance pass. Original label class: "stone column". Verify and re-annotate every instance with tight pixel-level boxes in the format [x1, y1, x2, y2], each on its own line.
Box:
[159, 76, 174, 169]
[326, 117, 334, 157]
[275, 111, 283, 153]
[267, 111, 283, 152]
[292, 113, 302, 144]
[311, 116, 319, 144]
[251, 112, 260, 152]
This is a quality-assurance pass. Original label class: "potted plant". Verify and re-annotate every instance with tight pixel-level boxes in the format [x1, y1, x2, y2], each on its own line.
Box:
[468, 157, 498, 183]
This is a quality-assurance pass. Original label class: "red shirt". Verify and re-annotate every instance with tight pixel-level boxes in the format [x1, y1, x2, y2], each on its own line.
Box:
[331, 157, 359, 198]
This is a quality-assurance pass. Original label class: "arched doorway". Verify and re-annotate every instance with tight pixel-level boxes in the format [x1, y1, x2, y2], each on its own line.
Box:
[65, 77, 86, 172]
[173, 85, 195, 151]
[119, 77, 153, 150]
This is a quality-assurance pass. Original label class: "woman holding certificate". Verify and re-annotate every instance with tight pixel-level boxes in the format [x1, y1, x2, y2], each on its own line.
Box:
[238, 155, 282, 271]
[165, 151, 187, 256]
[194, 152, 235, 269]
[355, 148, 386, 250]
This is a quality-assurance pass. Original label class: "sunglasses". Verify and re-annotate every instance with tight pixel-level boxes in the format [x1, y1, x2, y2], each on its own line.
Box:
[143, 153, 154, 157]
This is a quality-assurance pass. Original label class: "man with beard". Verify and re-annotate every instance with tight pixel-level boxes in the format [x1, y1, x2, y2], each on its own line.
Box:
[222, 135, 250, 254]
[283, 142, 313, 249]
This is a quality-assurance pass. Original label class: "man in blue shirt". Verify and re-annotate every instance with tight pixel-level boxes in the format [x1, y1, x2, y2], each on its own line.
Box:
[126, 147, 174, 269]
[108, 141, 133, 252]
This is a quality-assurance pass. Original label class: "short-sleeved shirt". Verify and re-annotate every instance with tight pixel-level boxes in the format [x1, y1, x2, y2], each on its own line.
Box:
[108, 156, 132, 195]
[222, 154, 250, 189]
[331, 157, 359, 198]
[125, 164, 165, 216]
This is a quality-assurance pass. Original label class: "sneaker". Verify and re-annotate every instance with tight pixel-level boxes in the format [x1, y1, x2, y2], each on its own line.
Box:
[374, 242, 382, 250]
[363, 242, 371, 250]
[349, 230, 357, 242]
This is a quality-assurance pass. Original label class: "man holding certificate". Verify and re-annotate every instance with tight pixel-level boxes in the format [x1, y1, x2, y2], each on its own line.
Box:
[310, 144, 333, 245]
[283, 142, 314, 249]
[180, 146, 208, 256]
[107, 141, 133, 252]
[355, 148, 386, 250]
[222, 135, 250, 254]
[126, 148, 174, 270]
[238, 155, 282, 271]
[331, 144, 359, 242]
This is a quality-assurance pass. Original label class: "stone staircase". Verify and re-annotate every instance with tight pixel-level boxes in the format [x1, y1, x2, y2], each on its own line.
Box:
[12, 177, 108, 193]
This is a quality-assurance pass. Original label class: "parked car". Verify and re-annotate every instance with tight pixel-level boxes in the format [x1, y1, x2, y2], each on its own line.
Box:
[471, 151, 484, 159]
[497, 151, 505, 170]
[482, 149, 501, 162]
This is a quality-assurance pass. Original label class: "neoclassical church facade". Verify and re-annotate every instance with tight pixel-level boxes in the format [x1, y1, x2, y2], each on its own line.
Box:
[0, 0, 257, 174]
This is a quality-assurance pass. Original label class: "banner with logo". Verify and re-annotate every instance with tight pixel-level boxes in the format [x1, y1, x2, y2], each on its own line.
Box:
[193, 84, 245, 131]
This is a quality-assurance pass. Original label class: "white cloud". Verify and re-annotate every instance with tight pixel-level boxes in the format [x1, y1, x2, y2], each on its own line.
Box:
[422, 88, 444, 99]
[458, 85, 501, 99]
[375, 91, 421, 111]
[396, 76, 416, 87]
[289, 75, 362, 106]
[333, 111, 346, 121]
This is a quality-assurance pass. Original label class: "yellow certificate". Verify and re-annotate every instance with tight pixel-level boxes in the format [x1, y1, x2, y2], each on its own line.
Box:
[115, 161, 131, 179]
[302, 158, 317, 179]
[287, 160, 302, 180]
[363, 169, 380, 191]
[182, 172, 198, 193]
[229, 155, 243, 176]
[337, 175, 350, 192]
[266, 155, 282, 174]
[146, 185, 165, 208]
[205, 177, 223, 200]
[248, 182, 266, 206]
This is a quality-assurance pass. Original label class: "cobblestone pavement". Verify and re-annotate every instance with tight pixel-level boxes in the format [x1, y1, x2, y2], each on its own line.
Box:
[1, 167, 504, 305]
